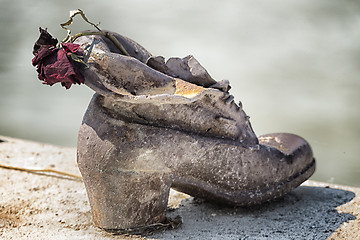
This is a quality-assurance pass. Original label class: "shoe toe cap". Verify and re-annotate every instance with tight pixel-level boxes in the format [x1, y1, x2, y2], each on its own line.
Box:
[258, 132, 315, 185]
[259, 133, 314, 165]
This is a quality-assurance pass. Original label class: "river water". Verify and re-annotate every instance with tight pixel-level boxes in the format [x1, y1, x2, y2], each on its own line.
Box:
[0, 0, 359, 186]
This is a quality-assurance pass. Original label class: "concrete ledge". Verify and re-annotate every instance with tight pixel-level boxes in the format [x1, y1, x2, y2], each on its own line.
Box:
[0, 135, 359, 239]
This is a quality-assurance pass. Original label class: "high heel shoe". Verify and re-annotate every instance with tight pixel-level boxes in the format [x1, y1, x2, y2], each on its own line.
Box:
[75, 32, 315, 230]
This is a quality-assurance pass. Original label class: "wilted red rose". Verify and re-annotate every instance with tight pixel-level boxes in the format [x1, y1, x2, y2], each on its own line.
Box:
[32, 28, 85, 89]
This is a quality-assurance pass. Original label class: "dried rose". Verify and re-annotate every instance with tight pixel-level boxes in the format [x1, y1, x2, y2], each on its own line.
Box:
[32, 28, 85, 89]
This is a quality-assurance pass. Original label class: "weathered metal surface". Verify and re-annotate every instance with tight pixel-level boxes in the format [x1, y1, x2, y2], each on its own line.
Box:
[75, 32, 315, 230]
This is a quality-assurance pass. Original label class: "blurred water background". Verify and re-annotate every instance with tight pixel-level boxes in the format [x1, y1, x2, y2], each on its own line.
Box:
[0, 0, 359, 187]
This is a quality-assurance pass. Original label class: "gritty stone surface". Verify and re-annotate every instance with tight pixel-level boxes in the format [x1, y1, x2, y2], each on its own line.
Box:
[0, 135, 359, 239]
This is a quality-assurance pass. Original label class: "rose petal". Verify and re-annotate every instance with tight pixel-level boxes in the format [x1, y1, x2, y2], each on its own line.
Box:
[33, 28, 58, 55]
[32, 47, 58, 66]
[61, 43, 81, 54]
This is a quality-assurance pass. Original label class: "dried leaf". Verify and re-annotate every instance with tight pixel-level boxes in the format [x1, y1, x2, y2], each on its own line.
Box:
[60, 9, 101, 42]
[69, 53, 88, 68]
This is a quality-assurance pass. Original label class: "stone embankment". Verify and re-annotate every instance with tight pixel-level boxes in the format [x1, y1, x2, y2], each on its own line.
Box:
[0, 136, 358, 239]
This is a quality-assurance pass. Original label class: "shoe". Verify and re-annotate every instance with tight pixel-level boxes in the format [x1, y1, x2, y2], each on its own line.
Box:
[75, 31, 315, 230]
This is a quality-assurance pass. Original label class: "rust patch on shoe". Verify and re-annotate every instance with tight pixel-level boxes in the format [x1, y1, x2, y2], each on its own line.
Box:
[174, 79, 205, 98]
[259, 136, 289, 152]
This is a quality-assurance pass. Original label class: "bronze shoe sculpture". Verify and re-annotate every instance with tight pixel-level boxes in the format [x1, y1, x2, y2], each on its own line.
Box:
[75, 32, 315, 230]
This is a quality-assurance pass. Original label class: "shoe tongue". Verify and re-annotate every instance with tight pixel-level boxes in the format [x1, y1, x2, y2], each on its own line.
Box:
[147, 55, 217, 88]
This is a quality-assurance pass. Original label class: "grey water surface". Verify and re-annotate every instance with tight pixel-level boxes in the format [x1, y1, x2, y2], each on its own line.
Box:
[0, 0, 359, 187]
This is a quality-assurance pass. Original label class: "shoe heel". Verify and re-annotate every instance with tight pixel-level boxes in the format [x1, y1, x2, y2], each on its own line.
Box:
[77, 124, 171, 230]
[79, 166, 171, 229]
